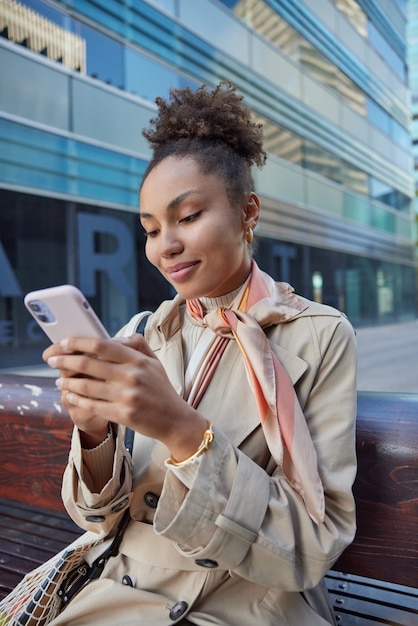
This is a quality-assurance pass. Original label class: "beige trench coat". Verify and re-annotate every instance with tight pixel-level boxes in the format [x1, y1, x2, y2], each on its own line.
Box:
[51, 288, 357, 626]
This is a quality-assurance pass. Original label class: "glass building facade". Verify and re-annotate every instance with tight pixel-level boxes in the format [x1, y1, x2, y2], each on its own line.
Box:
[408, 0, 418, 267]
[0, 0, 415, 369]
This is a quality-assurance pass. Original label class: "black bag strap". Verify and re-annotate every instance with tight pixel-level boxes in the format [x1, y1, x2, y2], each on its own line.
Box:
[123, 312, 151, 455]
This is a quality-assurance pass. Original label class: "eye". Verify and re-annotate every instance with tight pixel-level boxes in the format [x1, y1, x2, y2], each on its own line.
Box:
[181, 211, 201, 224]
[143, 229, 159, 238]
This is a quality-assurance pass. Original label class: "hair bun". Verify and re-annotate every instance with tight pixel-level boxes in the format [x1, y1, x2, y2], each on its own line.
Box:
[143, 81, 266, 167]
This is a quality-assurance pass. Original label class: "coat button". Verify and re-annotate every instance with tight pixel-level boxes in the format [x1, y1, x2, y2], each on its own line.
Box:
[85, 515, 106, 523]
[122, 575, 134, 587]
[169, 600, 188, 620]
[194, 558, 218, 568]
[112, 497, 129, 513]
[143, 492, 159, 509]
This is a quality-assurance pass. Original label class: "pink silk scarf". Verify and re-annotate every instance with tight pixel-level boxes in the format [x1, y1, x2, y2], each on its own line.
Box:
[186, 260, 325, 524]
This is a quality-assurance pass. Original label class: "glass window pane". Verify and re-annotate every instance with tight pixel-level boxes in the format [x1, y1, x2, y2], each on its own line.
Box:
[334, 0, 367, 36]
[6, 0, 84, 72]
[0, 190, 173, 369]
[254, 115, 303, 166]
[125, 48, 198, 101]
[73, 21, 123, 87]
[368, 98, 391, 135]
[370, 176, 394, 207]
[0, 190, 67, 368]
[303, 140, 342, 184]
[343, 161, 368, 195]
[368, 20, 406, 81]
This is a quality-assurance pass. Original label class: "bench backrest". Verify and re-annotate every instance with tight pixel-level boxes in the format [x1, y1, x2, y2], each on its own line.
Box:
[335, 391, 418, 588]
[0, 374, 70, 512]
[0, 375, 417, 588]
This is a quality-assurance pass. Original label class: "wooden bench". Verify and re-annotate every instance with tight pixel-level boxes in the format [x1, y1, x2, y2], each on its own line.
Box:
[0, 373, 417, 624]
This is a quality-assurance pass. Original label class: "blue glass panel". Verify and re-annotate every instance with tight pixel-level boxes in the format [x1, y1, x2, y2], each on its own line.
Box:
[70, 21, 124, 88]
[146, 0, 176, 15]
[372, 204, 396, 233]
[3, 141, 68, 173]
[71, 0, 126, 37]
[0, 119, 71, 193]
[368, 20, 405, 82]
[0, 118, 148, 205]
[392, 119, 411, 150]
[395, 0, 407, 17]
[344, 193, 372, 226]
[125, 48, 198, 101]
[367, 99, 391, 135]
[0, 118, 68, 154]
[370, 176, 393, 205]
[75, 179, 138, 205]
[21, 0, 67, 27]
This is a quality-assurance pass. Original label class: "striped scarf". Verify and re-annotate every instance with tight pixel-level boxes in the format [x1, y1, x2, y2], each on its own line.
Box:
[186, 261, 325, 524]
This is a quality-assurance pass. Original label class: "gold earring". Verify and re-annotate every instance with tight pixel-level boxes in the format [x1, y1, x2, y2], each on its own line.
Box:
[246, 228, 254, 244]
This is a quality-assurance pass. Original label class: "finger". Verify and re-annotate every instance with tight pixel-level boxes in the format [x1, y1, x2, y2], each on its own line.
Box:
[113, 334, 156, 358]
[58, 336, 149, 361]
[48, 337, 153, 377]
[56, 375, 113, 403]
[43, 342, 72, 362]
[63, 389, 128, 425]
[48, 351, 117, 381]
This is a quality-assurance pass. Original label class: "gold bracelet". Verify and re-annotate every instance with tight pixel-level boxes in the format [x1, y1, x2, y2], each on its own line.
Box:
[166, 422, 214, 467]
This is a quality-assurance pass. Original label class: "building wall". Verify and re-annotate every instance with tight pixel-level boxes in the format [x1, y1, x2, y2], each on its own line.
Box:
[0, 0, 415, 369]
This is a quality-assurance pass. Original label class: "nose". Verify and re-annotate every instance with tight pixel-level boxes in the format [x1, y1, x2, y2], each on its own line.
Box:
[159, 228, 183, 258]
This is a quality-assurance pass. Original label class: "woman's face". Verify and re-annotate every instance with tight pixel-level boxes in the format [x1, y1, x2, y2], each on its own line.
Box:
[139, 156, 259, 299]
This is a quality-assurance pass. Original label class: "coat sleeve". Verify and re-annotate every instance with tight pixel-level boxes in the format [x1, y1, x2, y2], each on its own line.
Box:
[153, 314, 357, 591]
[61, 425, 134, 535]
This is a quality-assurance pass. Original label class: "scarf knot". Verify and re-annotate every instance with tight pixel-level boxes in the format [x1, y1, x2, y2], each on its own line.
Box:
[186, 261, 325, 524]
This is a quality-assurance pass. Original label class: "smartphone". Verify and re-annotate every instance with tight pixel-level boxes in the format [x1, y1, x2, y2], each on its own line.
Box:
[24, 285, 109, 343]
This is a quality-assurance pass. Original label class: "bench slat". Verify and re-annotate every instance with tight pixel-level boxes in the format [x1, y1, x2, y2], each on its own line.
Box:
[326, 571, 418, 625]
[0, 499, 82, 600]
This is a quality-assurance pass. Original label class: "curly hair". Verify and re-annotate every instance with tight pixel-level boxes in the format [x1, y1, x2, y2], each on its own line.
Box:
[140, 81, 266, 206]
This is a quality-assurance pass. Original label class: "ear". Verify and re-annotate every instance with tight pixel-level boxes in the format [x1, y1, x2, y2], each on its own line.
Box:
[242, 192, 260, 230]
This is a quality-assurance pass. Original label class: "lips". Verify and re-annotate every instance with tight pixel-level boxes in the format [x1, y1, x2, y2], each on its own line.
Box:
[165, 261, 200, 282]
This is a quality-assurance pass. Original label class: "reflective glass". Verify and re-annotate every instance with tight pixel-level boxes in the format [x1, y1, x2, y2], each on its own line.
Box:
[303, 140, 342, 184]
[370, 176, 411, 213]
[392, 119, 411, 150]
[0, 191, 68, 368]
[219, 0, 366, 117]
[7, 0, 83, 72]
[395, 0, 407, 17]
[368, 20, 406, 81]
[367, 98, 391, 135]
[21, 0, 65, 24]
[254, 115, 303, 166]
[254, 235, 416, 328]
[342, 161, 368, 195]
[344, 192, 372, 226]
[125, 49, 198, 101]
[369, 176, 393, 207]
[372, 204, 396, 233]
[74, 22, 124, 87]
[0, 190, 172, 369]
[0, 46, 71, 130]
[0, 118, 71, 194]
[145, 0, 176, 16]
[333, 0, 367, 37]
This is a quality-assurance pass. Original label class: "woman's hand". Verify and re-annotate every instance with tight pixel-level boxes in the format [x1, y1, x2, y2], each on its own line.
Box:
[42, 336, 207, 460]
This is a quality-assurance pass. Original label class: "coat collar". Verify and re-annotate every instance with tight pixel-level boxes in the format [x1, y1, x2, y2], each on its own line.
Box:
[145, 287, 309, 399]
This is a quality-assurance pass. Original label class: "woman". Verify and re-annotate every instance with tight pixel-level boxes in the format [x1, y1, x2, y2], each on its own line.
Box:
[44, 81, 357, 625]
